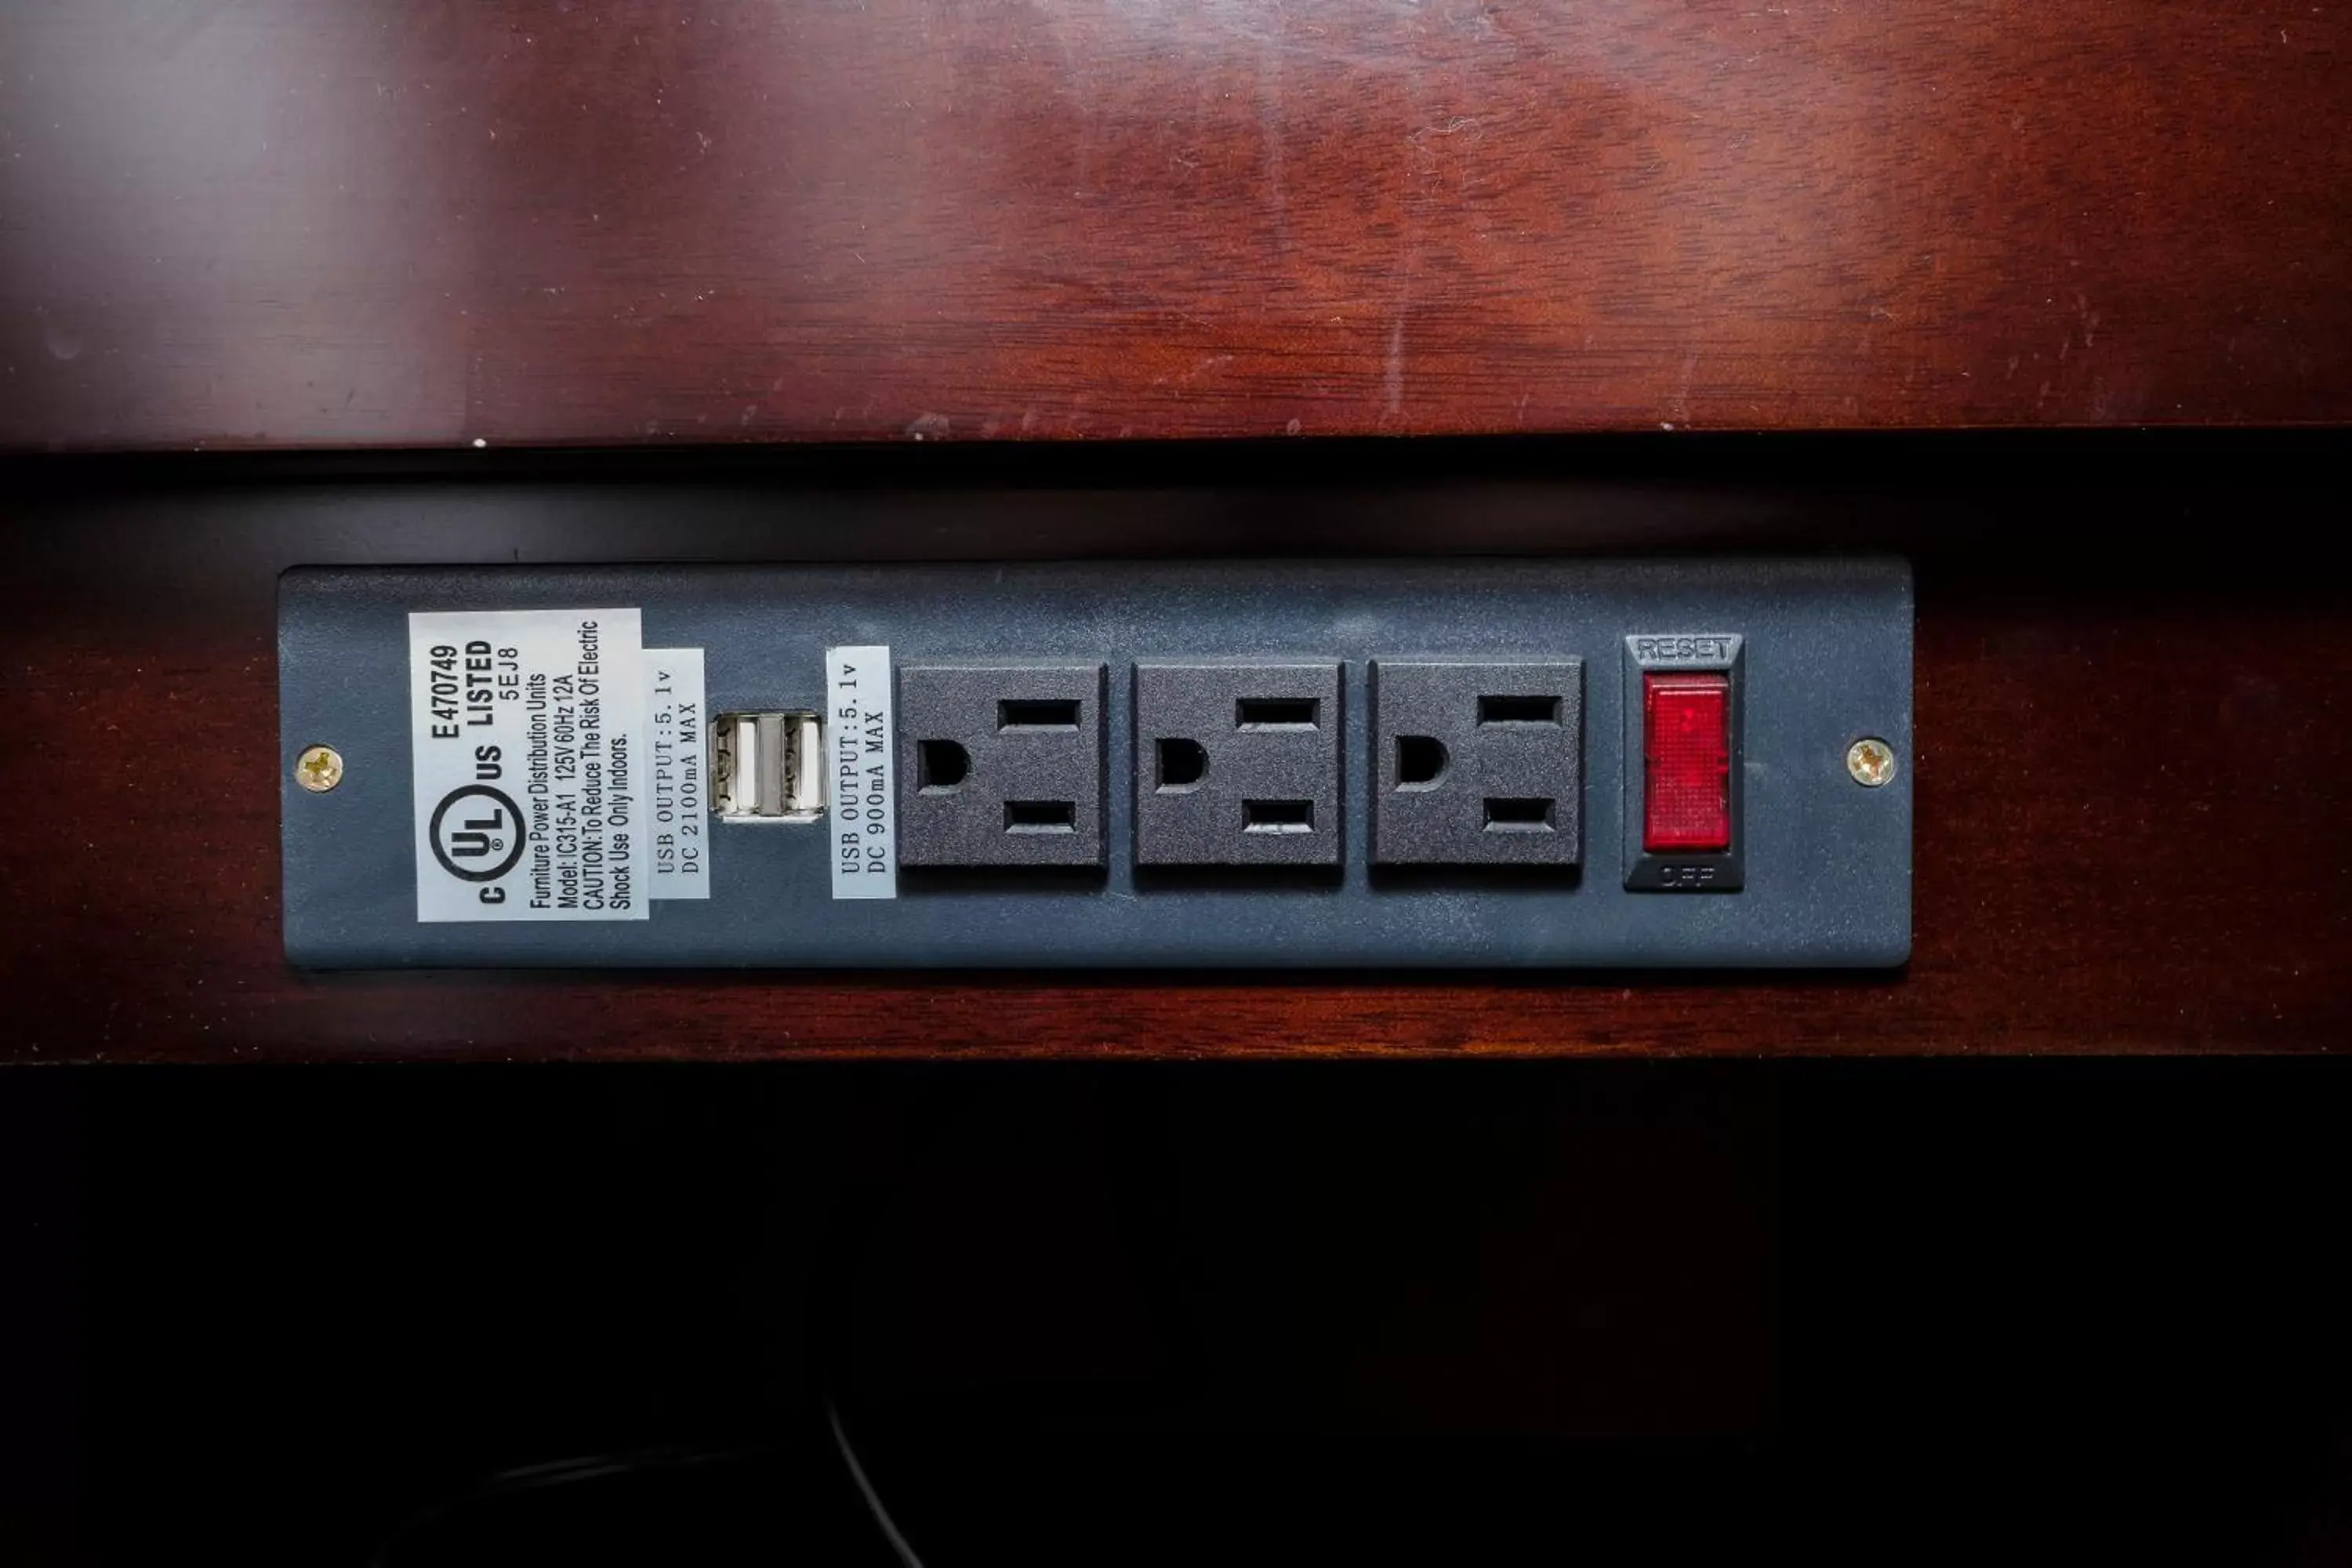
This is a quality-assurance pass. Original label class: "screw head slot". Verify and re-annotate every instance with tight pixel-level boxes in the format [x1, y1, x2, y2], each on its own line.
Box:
[1846, 737, 1896, 788]
[295, 745, 344, 793]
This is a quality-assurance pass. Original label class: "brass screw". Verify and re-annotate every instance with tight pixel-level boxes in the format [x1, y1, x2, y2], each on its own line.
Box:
[295, 744, 345, 793]
[1846, 737, 1896, 788]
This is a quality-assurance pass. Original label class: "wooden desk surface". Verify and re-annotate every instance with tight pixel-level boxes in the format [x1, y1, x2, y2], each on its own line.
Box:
[3, 0, 2347, 449]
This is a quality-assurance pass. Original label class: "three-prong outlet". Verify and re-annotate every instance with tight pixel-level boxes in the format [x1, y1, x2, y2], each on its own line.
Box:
[1134, 662, 1343, 866]
[896, 662, 1107, 868]
[1372, 660, 1584, 866]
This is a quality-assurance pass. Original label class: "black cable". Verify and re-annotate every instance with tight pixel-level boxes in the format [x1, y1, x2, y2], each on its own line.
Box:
[804, 1101, 938, 1568]
[362, 1442, 766, 1568]
[366, 1109, 935, 1566]
[826, 1393, 927, 1568]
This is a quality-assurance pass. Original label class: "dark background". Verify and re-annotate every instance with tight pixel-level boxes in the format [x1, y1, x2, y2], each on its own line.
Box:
[6, 1059, 2351, 1565]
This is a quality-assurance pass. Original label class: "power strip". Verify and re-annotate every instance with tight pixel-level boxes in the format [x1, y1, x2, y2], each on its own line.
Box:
[279, 558, 1911, 968]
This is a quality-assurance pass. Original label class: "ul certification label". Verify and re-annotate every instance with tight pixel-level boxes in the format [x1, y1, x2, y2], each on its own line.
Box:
[409, 609, 649, 922]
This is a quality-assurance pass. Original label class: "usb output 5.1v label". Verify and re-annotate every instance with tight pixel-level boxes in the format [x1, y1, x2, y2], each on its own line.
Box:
[826, 644, 897, 899]
[644, 648, 710, 900]
[408, 609, 650, 923]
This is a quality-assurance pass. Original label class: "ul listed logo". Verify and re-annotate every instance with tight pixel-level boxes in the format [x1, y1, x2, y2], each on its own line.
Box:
[429, 785, 526, 883]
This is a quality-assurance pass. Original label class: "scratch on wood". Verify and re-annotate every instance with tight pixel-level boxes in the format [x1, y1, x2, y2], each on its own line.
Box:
[1385, 318, 1405, 416]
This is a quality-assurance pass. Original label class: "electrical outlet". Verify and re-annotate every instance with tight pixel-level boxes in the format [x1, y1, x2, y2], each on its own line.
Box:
[1372, 660, 1584, 866]
[895, 662, 1107, 868]
[280, 559, 1913, 968]
[1134, 661, 1343, 866]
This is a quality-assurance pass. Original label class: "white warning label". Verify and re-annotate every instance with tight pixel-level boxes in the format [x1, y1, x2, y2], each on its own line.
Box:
[826, 644, 897, 899]
[408, 609, 649, 922]
[644, 648, 710, 900]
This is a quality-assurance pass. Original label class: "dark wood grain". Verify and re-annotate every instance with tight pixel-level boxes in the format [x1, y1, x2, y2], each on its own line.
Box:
[2, 1, 2347, 450]
[3, 452, 2344, 1062]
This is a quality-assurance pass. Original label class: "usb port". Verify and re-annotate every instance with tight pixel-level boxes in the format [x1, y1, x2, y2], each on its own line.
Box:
[713, 711, 825, 822]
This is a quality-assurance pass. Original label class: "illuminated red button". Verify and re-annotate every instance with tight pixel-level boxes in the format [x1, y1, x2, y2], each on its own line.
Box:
[1642, 672, 1731, 852]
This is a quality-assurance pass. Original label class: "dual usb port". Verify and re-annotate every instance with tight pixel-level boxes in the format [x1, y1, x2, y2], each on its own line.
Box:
[713, 712, 825, 822]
